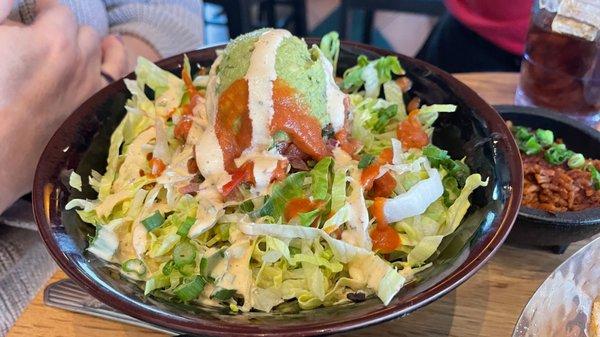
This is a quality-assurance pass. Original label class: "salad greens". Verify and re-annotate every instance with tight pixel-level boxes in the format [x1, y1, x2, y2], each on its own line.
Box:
[65, 29, 486, 313]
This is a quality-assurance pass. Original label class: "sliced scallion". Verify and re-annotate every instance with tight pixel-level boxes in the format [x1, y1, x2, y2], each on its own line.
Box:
[535, 129, 554, 147]
[122, 259, 146, 276]
[587, 165, 600, 190]
[545, 144, 573, 165]
[358, 154, 375, 169]
[142, 211, 165, 231]
[211, 289, 237, 301]
[177, 217, 195, 237]
[175, 276, 207, 302]
[162, 260, 175, 276]
[173, 241, 196, 266]
[567, 153, 585, 169]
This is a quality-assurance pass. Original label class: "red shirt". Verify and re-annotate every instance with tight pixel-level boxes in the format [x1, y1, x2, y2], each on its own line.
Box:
[445, 0, 533, 55]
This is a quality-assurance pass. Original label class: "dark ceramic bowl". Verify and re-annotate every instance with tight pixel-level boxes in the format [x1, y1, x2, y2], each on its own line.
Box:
[33, 41, 522, 336]
[497, 105, 600, 254]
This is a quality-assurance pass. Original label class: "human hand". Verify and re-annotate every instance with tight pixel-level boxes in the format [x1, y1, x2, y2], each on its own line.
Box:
[120, 34, 161, 71]
[0, 0, 127, 213]
[101, 34, 130, 85]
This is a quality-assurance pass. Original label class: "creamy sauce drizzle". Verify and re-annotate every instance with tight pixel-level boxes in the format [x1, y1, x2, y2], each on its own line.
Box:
[195, 54, 230, 187]
[235, 149, 285, 195]
[244, 29, 291, 149]
[238, 29, 290, 194]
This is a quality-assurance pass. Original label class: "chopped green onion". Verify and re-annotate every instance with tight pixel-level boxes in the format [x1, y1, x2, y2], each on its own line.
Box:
[545, 144, 573, 165]
[372, 104, 398, 133]
[587, 165, 600, 190]
[239, 200, 254, 212]
[144, 275, 170, 295]
[142, 211, 165, 231]
[567, 153, 585, 169]
[199, 248, 226, 278]
[520, 136, 542, 155]
[177, 217, 195, 237]
[512, 126, 532, 142]
[199, 257, 208, 276]
[358, 154, 376, 169]
[422, 144, 450, 167]
[175, 276, 206, 302]
[535, 129, 554, 147]
[177, 263, 196, 276]
[211, 289, 237, 301]
[122, 259, 146, 276]
[162, 260, 175, 276]
[173, 241, 196, 266]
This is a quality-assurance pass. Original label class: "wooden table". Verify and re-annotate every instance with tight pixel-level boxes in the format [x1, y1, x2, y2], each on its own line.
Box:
[9, 72, 596, 337]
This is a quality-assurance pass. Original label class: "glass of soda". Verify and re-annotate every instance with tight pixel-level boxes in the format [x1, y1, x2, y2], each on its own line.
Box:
[515, 0, 599, 126]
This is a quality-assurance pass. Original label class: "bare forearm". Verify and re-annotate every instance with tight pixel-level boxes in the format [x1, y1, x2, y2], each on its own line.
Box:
[0, 106, 31, 213]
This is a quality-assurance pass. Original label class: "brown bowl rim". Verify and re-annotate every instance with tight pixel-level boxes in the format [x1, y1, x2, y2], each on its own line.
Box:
[32, 40, 523, 336]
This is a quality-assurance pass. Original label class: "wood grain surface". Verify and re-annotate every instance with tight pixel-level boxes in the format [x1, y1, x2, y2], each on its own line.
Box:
[10, 72, 595, 337]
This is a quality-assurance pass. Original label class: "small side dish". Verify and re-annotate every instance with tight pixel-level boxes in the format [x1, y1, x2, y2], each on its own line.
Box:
[508, 122, 600, 213]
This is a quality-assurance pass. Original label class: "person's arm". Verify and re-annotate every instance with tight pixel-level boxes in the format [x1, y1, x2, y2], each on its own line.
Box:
[0, 0, 128, 214]
[104, 0, 204, 59]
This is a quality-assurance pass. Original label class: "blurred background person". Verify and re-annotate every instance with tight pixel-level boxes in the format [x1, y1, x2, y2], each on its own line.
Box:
[416, 0, 534, 73]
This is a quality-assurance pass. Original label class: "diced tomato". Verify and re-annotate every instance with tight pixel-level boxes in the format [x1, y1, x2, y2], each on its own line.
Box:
[148, 158, 166, 178]
[335, 129, 361, 157]
[361, 164, 380, 191]
[361, 148, 396, 191]
[370, 172, 397, 198]
[397, 109, 429, 149]
[370, 225, 400, 253]
[174, 116, 193, 141]
[284, 197, 323, 222]
[270, 159, 289, 182]
[220, 161, 255, 198]
[368, 198, 400, 253]
[378, 148, 394, 164]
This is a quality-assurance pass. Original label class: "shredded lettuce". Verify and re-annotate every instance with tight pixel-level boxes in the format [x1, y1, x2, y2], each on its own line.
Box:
[259, 172, 307, 221]
[70, 44, 487, 313]
[342, 55, 404, 97]
[319, 31, 340, 74]
[310, 157, 332, 201]
[441, 174, 488, 236]
[383, 168, 444, 223]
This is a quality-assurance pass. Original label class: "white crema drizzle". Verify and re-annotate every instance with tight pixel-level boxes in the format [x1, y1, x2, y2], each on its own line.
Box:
[239, 29, 291, 194]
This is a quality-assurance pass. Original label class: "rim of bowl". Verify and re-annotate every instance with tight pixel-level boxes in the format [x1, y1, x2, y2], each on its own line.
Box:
[32, 40, 523, 336]
[496, 104, 600, 226]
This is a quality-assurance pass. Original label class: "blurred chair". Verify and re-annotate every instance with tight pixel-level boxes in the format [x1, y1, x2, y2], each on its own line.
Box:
[339, 0, 446, 44]
[204, 0, 306, 38]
